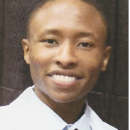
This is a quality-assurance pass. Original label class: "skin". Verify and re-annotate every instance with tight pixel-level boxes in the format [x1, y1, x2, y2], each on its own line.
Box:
[22, 0, 111, 123]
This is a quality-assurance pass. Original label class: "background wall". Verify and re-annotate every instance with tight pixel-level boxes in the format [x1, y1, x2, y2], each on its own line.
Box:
[0, 0, 128, 130]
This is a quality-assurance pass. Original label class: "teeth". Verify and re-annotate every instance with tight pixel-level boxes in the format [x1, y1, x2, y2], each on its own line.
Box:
[52, 74, 76, 83]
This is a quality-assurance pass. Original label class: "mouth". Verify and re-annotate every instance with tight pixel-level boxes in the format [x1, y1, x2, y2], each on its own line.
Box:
[47, 71, 82, 86]
[52, 74, 77, 83]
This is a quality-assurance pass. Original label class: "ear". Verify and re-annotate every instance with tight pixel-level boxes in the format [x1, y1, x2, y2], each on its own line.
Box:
[22, 39, 30, 64]
[101, 46, 112, 71]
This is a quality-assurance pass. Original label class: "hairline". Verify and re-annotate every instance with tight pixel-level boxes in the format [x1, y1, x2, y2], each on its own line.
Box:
[26, 0, 109, 45]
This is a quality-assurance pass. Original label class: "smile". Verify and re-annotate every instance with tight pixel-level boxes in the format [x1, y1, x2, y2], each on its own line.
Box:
[52, 74, 76, 83]
[47, 70, 82, 88]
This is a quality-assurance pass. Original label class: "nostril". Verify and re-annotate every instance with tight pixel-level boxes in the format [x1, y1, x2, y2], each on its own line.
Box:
[70, 63, 75, 66]
[56, 60, 76, 68]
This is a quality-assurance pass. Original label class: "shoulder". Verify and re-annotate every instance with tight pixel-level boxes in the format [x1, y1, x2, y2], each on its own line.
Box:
[86, 106, 118, 130]
[0, 87, 34, 130]
[0, 105, 33, 130]
[0, 86, 35, 116]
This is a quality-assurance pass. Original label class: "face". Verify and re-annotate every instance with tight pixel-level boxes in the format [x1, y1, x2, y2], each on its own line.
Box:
[22, 0, 111, 103]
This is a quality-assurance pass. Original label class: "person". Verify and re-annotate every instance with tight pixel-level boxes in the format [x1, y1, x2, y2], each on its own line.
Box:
[0, 0, 118, 130]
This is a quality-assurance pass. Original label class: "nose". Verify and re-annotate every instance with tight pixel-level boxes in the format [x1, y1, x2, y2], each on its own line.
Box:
[54, 43, 78, 68]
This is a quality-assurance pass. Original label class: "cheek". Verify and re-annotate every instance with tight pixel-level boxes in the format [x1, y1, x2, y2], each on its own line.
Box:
[79, 51, 104, 89]
[29, 47, 53, 69]
[79, 54, 103, 93]
[80, 51, 104, 71]
[28, 53, 49, 82]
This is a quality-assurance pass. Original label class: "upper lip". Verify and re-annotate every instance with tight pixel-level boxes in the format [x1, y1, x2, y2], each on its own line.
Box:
[47, 70, 83, 79]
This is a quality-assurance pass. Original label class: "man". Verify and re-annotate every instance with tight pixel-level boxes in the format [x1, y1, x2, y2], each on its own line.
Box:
[0, 0, 117, 130]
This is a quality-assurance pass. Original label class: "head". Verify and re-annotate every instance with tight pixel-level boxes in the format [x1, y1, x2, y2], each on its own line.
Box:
[22, 0, 111, 104]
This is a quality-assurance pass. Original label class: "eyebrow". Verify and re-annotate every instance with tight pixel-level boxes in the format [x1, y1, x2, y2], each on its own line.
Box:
[76, 32, 97, 40]
[38, 29, 97, 41]
[38, 29, 61, 38]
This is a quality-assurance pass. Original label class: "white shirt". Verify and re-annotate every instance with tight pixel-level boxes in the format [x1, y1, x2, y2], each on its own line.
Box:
[0, 86, 117, 130]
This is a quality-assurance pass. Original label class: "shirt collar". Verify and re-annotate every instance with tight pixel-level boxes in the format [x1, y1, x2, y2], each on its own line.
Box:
[10, 86, 117, 130]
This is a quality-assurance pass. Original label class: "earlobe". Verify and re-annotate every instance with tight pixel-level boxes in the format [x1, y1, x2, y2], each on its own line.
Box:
[101, 46, 112, 71]
[22, 39, 30, 64]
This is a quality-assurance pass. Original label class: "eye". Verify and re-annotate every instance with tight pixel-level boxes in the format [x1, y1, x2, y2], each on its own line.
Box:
[43, 39, 58, 44]
[40, 38, 58, 45]
[79, 42, 92, 47]
[77, 42, 93, 51]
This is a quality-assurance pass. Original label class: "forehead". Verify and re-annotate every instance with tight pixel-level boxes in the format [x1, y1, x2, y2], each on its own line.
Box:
[28, 0, 107, 42]
[32, 0, 104, 21]
[30, 0, 105, 25]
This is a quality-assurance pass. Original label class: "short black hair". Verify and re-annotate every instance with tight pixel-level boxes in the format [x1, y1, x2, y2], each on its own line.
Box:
[26, 0, 109, 44]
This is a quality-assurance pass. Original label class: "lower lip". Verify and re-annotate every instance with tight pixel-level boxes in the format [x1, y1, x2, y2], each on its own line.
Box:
[50, 76, 79, 89]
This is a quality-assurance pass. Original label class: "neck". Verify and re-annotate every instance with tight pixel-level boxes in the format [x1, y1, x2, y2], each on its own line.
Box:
[50, 99, 86, 124]
[34, 88, 87, 124]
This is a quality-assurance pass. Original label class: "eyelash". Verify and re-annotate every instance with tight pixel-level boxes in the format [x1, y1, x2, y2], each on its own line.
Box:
[42, 39, 58, 44]
[40, 39, 93, 50]
[78, 42, 92, 47]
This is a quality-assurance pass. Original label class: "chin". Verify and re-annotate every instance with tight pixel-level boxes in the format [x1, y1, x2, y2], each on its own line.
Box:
[49, 94, 85, 104]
